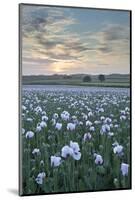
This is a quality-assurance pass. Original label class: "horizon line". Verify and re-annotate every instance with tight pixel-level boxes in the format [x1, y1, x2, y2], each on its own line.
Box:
[22, 73, 130, 76]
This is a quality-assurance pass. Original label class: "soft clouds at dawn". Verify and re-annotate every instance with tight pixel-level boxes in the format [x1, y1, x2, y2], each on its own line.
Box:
[21, 5, 130, 75]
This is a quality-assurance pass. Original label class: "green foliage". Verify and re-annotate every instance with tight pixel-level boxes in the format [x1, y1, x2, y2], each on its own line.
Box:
[83, 75, 92, 82]
[21, 87, 130, 195]
[98, 74, 105, 82]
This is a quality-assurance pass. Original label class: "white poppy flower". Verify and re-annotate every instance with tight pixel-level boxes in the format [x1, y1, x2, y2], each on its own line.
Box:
[110, 123, 113, 128]
[29, 103, 33, 109]
[83, 132, 92, 141]
[88, 111, 93, 117]
[35, 172, 46, 185]
[32, 148, 40, 155]
[42, 111, 47, 115]
[72, 115, 77, 120]
[40, 121, 47, 128]
[61, 145, 74, 158]
[121, 163, 129, 176]
[34, 106, 42, 113]
[95, 154, 103, 165]
[51, 118, 56, 126]
[67, 123, 76, 131]
[94, 120, 100, 125]
[22, 128, 25, 135]
[114, 124, 119, 128]
[104, 117, 112, 124]
[101, 124, 110, 134]
[90, 126, 95, 132]
[36, 125, 42, 133]
[70, 141, 80, 152]
[40, 160, 44, 166]
[120, 115, 126, 121]
[51, 156, 61, 167]
[125, 107, 129, 112]
[70, 141, 81, 160]
[86, 120, 92, 126]
[79, 121, 83, 126]
[82, 114, 88, 120]
[61, 114, 69, 121]
[26, 118, 33, 122]
[61, 111, 70, 121]
[26, 131, 34, 139]
[113, 145, 123, 154]
[112, 141, 119, 147]
[22, 105, 26, 111]
[22, 113, 25, 118]
[35, 106, 42, 113]
[42, 115, 48, 121]
[110, 114, 114, 118]
[53, 113, 59, 119]
[100, 116, 105, 121]
[72, 151, 81, 160]
[25, 99, 29, 104]
[120, 110, 126, 115]
[108, 132, 114, 137]
[98, 108, 104, 113]
[71, 116, 78, 124]
[55, 122, 62, 130]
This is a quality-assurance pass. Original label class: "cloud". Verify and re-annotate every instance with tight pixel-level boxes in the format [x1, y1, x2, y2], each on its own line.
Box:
[97, 46, 112, 54]
[91, 24, 130, 56]
[101, 24, 129, 41]
[22, 7, 85, 63]
[21, 5, 130, 75]
[21, 5, 92, 72]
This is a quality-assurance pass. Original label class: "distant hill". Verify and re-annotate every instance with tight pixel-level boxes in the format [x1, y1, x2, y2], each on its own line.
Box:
[22, 74, 130, 88]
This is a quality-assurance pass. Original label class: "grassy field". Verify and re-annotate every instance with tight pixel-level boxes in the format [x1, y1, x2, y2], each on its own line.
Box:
[21, 86, 131, 195]
[22, 74, 130, 88]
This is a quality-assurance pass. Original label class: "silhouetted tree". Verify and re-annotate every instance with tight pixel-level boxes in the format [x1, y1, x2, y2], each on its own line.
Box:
[63, 75, 72, 79]
[98, 74, 105, 82]
[83, 75, 92, 82]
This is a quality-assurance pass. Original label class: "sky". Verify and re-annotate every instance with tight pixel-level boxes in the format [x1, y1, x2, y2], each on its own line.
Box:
[21, 5, 130, 75]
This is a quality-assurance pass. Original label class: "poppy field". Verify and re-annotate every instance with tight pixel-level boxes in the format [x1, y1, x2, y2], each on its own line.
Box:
[21, 86, 131, 195]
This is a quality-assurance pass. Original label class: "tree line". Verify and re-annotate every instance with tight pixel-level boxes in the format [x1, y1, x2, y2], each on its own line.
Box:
[83, 74, 105, 83]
